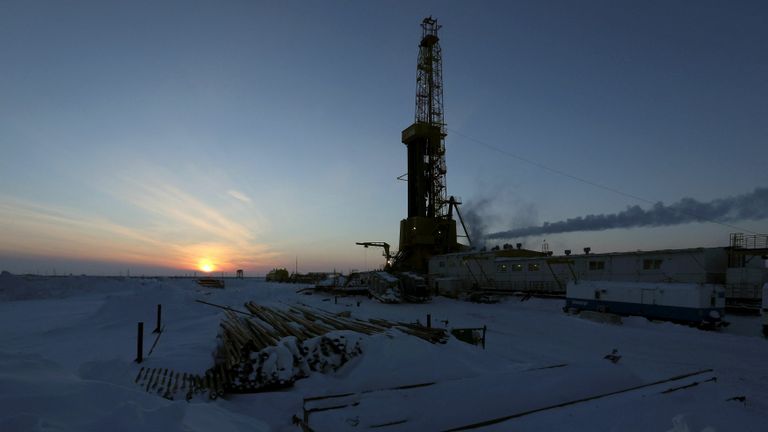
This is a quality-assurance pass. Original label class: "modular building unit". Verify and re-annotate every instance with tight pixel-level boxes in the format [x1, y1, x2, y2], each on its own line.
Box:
[428, 248, 552, 293]
[566, 248, 729, 284]
[565, 281, 725, 326]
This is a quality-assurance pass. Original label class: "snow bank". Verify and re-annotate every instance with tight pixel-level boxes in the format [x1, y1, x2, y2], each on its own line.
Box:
[0, 351, 269, 432]
[1, 276, 767, 431]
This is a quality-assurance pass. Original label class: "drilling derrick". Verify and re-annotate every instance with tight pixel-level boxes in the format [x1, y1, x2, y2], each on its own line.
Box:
[396, 17, 461, 273]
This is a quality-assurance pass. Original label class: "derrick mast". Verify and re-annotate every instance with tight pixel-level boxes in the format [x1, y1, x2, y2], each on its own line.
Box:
[396, 17, 460, 272]
[413, 17, 447, 218]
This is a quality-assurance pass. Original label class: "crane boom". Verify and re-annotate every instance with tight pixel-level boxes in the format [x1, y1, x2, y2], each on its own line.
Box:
[355, 242, 392, 269]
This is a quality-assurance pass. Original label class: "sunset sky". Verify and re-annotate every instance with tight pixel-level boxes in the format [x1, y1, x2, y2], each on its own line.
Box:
[1, 1, 767, 275]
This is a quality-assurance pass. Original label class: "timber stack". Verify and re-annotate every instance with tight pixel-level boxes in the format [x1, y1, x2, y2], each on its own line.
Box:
[136, 302, 447, 400]
[215, 302, 448, 393]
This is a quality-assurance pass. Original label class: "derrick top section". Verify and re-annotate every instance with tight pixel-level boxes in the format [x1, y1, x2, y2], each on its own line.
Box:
[414, 16, 445, 130]
[420, 17, 441, 47]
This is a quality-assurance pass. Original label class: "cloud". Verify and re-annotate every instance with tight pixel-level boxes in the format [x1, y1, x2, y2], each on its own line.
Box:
[0, 197, 177, 267]
[124, 181, 259, 246]
[227, 189, 252, 203]
[0, 176, 279, 272]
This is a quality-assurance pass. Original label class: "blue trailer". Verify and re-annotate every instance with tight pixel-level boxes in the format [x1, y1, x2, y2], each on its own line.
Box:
[565, 281, 726, 327]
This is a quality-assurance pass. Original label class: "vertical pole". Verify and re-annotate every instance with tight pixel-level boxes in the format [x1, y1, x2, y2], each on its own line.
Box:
[426, 314, 432, 328]
[153, 304, 162, 333]
[334, 296, 338, 304]
[482, 325, 487, 350]
[136, 322, 144, 363]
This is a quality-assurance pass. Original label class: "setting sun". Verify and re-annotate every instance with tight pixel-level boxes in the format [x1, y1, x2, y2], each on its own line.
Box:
[198, 259, 215, 273]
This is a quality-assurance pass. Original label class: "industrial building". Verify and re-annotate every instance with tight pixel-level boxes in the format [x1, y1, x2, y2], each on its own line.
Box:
[428, 236, 768, 308]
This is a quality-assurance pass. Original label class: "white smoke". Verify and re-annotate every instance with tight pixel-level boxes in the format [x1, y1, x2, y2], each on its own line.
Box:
[486, 187, 768, 240]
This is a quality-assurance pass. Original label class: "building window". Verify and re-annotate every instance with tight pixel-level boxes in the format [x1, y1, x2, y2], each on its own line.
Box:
[643, 259, 663, 270]
[528, 263, 540, 272]
[511, 264, 523, 272]
[497, 263, 508, 272]
[439, 261, 445, 268]
[589, 261, 605, 271]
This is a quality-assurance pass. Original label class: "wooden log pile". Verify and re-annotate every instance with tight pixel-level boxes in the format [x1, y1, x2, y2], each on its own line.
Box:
[214, 303, 372, 393]
[214, 303, 448, 393]
[135, 302, 447, 400]
[197, 278, 225, 289]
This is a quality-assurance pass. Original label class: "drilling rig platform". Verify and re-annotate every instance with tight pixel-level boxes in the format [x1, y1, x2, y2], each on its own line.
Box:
[393, 17, 468, 274]
[356, 17, 470, 302]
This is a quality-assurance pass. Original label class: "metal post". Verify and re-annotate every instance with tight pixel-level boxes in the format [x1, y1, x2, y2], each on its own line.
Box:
[136, 322, 144, 363]
[482, 325, 487, 349]
[334, 296, 338, 304]
[153, 304, 162, 334]
[427, 314, 432, 328]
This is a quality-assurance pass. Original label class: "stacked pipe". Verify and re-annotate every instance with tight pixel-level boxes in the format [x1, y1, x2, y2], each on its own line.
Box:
[216, 304, 369, 393]
[136, 302, 448, 400]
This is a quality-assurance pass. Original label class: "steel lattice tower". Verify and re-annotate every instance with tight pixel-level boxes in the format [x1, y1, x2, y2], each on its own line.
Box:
[396, 16, 459, 273]
[414, 17, 447, 218]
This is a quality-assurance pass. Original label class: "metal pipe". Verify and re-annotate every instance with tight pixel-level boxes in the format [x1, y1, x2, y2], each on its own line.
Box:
[136, 322, 144, 363]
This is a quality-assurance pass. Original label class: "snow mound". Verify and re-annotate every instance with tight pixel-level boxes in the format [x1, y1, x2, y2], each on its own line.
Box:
[230, 332, 364, 392]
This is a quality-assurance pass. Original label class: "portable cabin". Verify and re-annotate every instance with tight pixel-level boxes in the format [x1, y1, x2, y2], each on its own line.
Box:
[565, 281, 725, 326]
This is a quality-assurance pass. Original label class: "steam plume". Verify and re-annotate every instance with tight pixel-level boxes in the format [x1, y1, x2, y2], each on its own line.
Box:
[461, 197, 492, 246]
[486, 187, 768, 239]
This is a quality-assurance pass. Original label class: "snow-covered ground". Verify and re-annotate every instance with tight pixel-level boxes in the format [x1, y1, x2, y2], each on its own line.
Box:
[1, 274, 767, 431]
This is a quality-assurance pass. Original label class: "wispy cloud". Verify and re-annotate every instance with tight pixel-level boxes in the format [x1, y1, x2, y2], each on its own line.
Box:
[0, 175, 279, 272]
[124, 181, 258, 246]
[0, 197, 174, 266]
[227, 189, 252, 203]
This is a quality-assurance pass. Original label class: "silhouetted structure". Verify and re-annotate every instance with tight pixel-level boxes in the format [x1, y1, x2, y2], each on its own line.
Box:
[395, 17, 468, 273]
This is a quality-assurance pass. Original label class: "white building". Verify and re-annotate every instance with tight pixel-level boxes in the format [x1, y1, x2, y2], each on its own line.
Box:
[428, 246, 767, 306]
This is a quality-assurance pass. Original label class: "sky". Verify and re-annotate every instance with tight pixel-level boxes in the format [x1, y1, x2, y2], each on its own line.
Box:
[1, 0, 767, 275]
